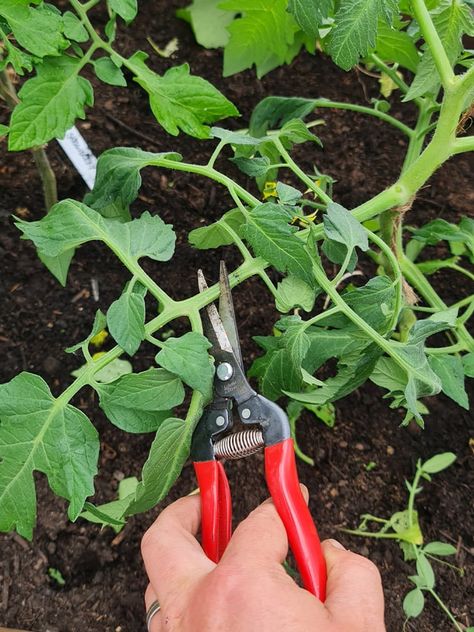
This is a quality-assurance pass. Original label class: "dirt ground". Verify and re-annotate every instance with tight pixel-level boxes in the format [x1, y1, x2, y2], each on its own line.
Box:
[0, 1, 473, 630]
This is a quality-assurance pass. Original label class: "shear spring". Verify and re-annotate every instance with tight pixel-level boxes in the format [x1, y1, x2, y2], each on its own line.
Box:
[213, 429, 264, 460]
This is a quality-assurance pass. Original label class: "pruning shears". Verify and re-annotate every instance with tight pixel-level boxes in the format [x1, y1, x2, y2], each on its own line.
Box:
[191, 262, 327, 601]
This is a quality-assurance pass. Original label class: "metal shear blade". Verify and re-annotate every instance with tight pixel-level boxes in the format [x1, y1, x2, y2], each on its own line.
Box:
[197, 262, 244, 370]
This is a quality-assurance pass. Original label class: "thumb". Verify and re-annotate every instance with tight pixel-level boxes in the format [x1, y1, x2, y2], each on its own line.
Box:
[322, 539, 385, 630]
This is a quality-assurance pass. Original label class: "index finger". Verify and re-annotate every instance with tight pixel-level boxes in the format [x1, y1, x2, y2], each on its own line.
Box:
[141, 495, 215, 603]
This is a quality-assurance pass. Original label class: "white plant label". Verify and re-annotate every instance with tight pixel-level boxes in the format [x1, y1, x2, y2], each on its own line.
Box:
[57, 126, 97, 190]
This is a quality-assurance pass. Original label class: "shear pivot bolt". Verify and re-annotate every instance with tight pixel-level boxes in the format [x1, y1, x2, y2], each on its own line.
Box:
[241, 408, 251, 419]
[217, 362, 233, 381]
[215, 415, 226, 427]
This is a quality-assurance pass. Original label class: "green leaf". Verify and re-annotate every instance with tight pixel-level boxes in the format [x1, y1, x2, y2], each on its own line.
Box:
[410, 217, 474, 246]
[374, 21, 420, 73]
[287, 0, 333, 39]
[279, 118, 322, 146]
[221, 0, 300, 78]
[85, 147, 182, 220]
[416, 256, 459, 275]
[0, 373, 99, 539]
[250, 318, 311, 400]
[93, 57, 127, 87]
[275, 275, 317, 313]
[327, 0, 398, 70]
[80, 476, 138, 533]
[463, 352, 474, 377]
[16, 203, 176, 272]
[63, 11, 89, 43]
[403, 588, 425, 618]
[286, 342, 382, 405]
[370, 341, 442, 422]
[422, 452, 456, 474]
[250, 96, 317, 136]
[243, 202, 315, 287]
[0, 1, 65, 57]
[408, 307, 458, 345]
[66, 310, 107, 354]
[211, 126, 262, 146]
[423, 541, 457, 556]
[322, 277, 396, 333]
[323, 202, 369, 255]
[98, 368, 184, 433]
[0, 124, 9, 137]
[429, 354, 469, 409]
[108, 0, 137, 22]
[9, 56, 93, 151]
[125, 415, 198, 515]
[156, 332, 214, 398]
[188, 209, 244, 249]
[107, 292, 145, 356]
[230, 156, 271, 177]
[416, 554, 435, 589]
[178, 0, 235, 48]
[72, 357, 133, 384]
[131, 60, 239, 138]
[276, 182, 302, 205]
[38, 249, 75, 287]
[405, 1, 474, 101]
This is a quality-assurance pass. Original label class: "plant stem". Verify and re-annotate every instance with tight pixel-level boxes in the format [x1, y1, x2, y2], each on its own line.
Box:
[452, 136, 474, 154]
[308, 99, 414, 137]
[426, 589, 464, 632]
[425, 342, 466, 355]
[312, 263, 436, 385]
[400, 256, 474, 352]
[273, 138, 332, 205]
[410, 0, 455, 88]
[32, 147, 58, 209]
[369, 53, 411, 94]
[0, 69, 58, 210]
[450, 263, 474, 283]
[207, 139, 226, 168]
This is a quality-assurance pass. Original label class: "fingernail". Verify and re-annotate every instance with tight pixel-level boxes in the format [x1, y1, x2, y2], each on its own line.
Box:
[299, 484, 309, 503]
[327, 539, 346, 550]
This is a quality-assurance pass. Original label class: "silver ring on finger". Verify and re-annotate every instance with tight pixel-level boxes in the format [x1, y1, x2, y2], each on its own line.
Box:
[146, 599, 161, 631]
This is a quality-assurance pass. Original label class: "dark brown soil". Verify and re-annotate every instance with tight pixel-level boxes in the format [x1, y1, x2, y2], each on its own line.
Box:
[0, 1, 473, 631]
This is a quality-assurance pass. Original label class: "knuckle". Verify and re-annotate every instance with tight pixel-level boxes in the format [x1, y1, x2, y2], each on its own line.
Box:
[347, 553, 382, 582]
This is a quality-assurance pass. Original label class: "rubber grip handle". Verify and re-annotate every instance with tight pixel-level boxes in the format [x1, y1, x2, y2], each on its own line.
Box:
[194, 460, 232, 563]
[265, 438, 327, 600]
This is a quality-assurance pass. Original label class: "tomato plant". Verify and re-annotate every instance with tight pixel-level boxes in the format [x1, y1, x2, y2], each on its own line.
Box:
[344, 453, 472, 631]
[0, 0, 238, 207]
[0, 0, 472, 556]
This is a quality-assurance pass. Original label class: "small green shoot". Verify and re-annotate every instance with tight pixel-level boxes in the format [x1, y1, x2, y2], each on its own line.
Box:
[344, 453, 466, 631]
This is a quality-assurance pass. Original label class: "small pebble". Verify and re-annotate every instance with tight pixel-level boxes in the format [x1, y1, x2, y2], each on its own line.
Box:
[387, 446, 395, 456]
[47, 542, 56, 554]
[339, 440, 348, 448]
[355, 442, 365, 451]
[113, 470, 125, 481]
[329, 487, 339, 498]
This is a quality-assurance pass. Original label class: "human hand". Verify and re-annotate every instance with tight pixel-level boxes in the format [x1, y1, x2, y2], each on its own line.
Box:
[142, 491, 385, 631]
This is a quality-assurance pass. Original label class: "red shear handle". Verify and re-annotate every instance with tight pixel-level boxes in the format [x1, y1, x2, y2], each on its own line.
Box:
[194, 461, 232, 563]
[265, 438, 327, 601]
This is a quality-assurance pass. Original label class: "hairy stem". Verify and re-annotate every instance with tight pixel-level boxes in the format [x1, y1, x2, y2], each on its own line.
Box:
[0, 69, 58, 210]
[309, 98, 413, 137]
[410, 0, 455, 88]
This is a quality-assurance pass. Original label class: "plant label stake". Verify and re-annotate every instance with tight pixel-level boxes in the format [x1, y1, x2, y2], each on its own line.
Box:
[57, 126, 97, 189]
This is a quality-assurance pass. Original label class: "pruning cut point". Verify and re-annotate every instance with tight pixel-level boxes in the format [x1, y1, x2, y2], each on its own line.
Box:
[216, 415, 226, 427]
[241, 408, 251, 419]
[217, 362, 233, 381]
